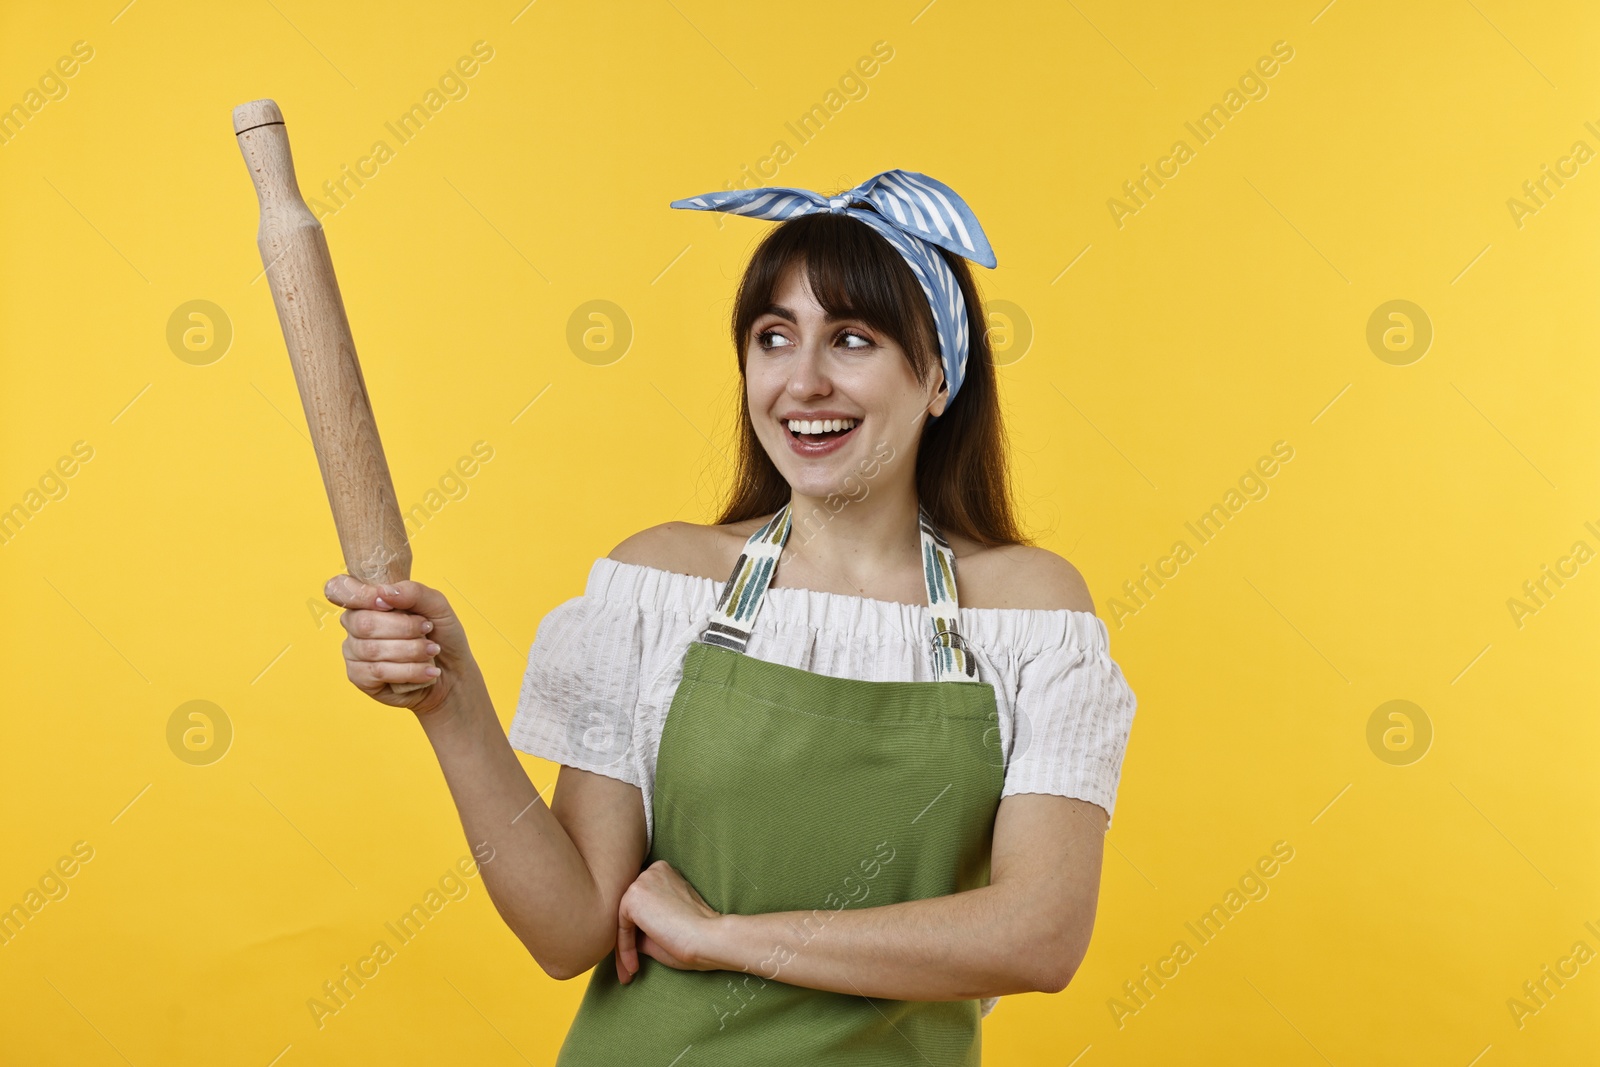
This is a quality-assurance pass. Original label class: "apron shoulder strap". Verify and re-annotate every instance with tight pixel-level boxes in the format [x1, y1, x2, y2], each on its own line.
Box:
[700, 504, 791, 654]
[919, 504, 980, 683]
[700, 502, 981, 684]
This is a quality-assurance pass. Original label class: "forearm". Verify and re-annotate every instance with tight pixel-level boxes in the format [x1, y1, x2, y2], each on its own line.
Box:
[416, 668, 611, 978]
[701, 882, 1080, 1001]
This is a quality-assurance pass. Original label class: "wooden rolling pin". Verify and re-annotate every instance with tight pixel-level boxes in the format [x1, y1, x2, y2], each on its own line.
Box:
[233, 98, 434, 694]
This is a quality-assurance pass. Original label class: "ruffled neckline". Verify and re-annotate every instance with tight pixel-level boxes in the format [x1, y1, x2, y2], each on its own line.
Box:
[585, 557, 1112, 654]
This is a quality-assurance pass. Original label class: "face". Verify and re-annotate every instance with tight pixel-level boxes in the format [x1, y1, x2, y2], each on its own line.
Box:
[746, 262, 948, 501]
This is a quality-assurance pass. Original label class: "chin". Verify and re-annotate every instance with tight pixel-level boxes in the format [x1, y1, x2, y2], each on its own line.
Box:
[786, 473, 849, 501]
[765, 457, 853, 501]
[769, 452, 834, 482]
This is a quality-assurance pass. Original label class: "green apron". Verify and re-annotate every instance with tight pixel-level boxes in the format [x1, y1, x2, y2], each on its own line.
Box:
[556, 502, 1006, 1066]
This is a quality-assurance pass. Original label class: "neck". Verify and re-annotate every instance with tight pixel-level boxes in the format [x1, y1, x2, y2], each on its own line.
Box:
[781, 483, 923, 590]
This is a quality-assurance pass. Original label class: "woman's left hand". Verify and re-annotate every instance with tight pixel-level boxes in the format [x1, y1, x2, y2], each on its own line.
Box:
[616, 860, 726, 983]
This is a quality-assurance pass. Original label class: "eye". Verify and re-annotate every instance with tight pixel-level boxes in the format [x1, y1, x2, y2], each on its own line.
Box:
[838, 330, 875, 349]
[755, 328, 792, 350]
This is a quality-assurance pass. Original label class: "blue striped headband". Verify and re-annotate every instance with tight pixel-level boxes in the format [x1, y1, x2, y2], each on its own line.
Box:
[670, 169, 997, 416]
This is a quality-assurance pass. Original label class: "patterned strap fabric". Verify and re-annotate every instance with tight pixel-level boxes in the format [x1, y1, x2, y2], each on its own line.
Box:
[700, 506, 792, 654]
[919, 505, 979, 682]
[702, 502, 980, 684]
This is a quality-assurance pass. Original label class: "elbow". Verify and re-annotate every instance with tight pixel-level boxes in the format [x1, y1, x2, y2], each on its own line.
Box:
[530, 941, 603, 982]
[1025, 926, 1092, 995]
[1032, 959, 1079, 995]
[503, 900, 616, 982]
[528, 934, 608, 985]
[517, 928, 605, 982]
[536, 956, 586, 982]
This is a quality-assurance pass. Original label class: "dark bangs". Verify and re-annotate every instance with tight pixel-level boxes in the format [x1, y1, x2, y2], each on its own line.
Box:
[729, 213, 939, 387]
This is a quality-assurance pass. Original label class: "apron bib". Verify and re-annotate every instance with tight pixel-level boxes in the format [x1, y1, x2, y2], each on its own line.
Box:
[556, 503, 1006, 1066]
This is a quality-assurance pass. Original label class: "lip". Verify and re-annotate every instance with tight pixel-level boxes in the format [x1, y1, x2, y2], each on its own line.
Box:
[780, 414, 861, 458]
[777, 411, 862, 421]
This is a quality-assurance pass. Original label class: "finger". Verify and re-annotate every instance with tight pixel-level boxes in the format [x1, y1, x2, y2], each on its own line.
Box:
[324, 574, 387, 610]
[617, 907, 640, 984]
[637, 934, 685, 972]
[349, 658, 439, 688]
[340, 608, 432, 640]
[357, 579, 464, 650]
[366, 579, 452, 620]
[342, 636, 439, 663]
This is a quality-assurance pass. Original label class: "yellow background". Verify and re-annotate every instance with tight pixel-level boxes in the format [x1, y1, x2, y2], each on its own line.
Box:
[2, 0, 1596, 1063]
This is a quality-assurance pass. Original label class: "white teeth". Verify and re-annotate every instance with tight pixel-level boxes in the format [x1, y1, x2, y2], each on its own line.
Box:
[786, 417, 858, 434]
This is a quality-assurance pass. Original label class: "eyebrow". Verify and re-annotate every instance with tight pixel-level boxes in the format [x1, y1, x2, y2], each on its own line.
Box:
[759, 304, 859, 324]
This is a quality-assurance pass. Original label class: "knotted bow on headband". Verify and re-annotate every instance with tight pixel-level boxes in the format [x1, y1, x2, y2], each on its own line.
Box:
[669, 170, 997, 415]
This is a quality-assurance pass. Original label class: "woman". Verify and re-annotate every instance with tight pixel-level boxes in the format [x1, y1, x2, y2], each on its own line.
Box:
[324, 170, 1138, 1065]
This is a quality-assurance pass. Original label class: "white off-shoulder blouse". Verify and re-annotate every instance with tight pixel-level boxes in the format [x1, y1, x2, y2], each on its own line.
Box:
[510, 556, 1138, 838]
[508, 556, 1139, 1020]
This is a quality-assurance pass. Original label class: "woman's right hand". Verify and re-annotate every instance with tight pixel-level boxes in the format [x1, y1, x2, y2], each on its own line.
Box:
[324, 575, 472, 717]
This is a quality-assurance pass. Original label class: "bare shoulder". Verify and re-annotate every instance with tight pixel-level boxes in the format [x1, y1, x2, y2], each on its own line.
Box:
[606, 515, 768, 582]
[949, 538, 1096, 615]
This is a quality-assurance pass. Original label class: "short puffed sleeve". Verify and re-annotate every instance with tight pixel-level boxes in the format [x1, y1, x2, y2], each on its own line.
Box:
[507, 589, 644, 787]
[1000, 612, 1137, 827]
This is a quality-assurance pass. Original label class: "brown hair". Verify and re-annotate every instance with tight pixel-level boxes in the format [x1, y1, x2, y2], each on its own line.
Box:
[712, 211, 1028, 548]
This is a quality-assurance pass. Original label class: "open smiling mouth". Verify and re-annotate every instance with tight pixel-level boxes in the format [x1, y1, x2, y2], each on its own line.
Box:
[784, 417, 860, 450]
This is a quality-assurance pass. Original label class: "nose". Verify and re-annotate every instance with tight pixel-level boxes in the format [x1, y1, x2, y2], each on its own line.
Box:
[785, 336, 833, 399]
